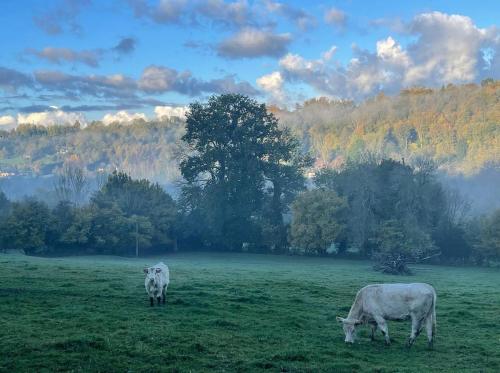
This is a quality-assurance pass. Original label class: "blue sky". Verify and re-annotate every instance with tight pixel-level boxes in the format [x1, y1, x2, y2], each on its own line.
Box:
[0, 0, 498, 126]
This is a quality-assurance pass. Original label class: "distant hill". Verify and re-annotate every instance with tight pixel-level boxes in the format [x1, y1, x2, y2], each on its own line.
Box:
[0, 81, 498, 211]
[272, 79, 499, 175]
[0, 118, 185, 183]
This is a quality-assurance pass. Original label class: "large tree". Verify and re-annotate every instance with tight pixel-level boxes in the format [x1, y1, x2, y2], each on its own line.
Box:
[0, 198, 54, 254]
[91, 171, 177, 252]
[261, 127, 312, 251]
[474, 209, 500, 262]
[180, 94, 309, 251]
[53, 163, 88, 206]
[290, 189, 348, 255]
[0, 190, 9, 220]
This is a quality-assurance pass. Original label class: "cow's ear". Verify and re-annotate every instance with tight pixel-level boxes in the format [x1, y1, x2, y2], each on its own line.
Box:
[155, 268, 162, 273]
[336, 316, 345, 323]
[143, 268, 148, 274]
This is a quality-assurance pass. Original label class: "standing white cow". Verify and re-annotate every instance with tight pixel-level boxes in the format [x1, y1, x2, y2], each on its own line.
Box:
[336, 283, 436, 348]
[143, 262, 170, 306]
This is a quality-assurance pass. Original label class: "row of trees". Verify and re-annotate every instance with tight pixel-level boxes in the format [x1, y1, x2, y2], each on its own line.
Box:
[289, 159, 499, 271]
[0, 163, 497, 267]
[310, 159, 451, 257]
[0, 94, 498, 270]
[0, 172, 177, 256]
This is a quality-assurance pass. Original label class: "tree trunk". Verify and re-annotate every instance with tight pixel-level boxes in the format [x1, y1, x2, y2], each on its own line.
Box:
[271, 180, 286, 251]
[135, 220, 139, 257]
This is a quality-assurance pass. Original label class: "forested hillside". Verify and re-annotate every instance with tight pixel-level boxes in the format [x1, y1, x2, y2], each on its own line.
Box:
[0, 81, 498, 201]
[0, 117, 185, 181]
[273, 79, 499, 175]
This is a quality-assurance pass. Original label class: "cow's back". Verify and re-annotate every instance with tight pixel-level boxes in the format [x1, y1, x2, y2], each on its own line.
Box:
[154, 262, 170, 285]
[359, 283, 435, 320]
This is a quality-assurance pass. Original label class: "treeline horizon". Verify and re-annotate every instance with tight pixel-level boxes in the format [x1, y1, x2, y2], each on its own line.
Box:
[0, 162, 498, 268]
[0, 94, 498, 270]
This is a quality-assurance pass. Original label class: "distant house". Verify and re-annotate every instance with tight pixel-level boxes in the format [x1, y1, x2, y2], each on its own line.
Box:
[0, 171, 15, 178]
[306, 171, 316, 179]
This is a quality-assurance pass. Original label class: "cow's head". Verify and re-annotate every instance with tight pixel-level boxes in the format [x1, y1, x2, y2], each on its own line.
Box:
[143, 267, 162, 285]
[336, 316, 362, 343]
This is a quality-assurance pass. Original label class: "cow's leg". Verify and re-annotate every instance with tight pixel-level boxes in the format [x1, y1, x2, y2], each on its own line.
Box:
[374, 317, 390, 345]
[408, 314, 425, 348]
[150, 297, 154, 307]
[157, 296, 161, 305]
[408, 315, 420, 347]
[370, 323, 377, 341]
[425, 314, 434, 349]
[162, 285, 167, 305]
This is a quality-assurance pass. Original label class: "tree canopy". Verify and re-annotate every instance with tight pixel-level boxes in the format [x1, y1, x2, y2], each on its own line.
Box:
[180, 94, 310, 251]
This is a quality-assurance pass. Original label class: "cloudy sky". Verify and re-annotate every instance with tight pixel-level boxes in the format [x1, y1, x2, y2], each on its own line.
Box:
[0, 0, 499, 128]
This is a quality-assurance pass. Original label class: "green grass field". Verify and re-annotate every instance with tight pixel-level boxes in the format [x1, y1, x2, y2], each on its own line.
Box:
[1, 252, 499, 372]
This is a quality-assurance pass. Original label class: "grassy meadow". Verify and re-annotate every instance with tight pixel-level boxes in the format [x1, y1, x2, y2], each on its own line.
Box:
[0, 252, 499, 372]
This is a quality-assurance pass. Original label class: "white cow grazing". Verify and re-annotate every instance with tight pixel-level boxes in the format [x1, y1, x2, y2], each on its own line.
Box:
[336, 283, 436, 348]
[143, 262, 170, 306]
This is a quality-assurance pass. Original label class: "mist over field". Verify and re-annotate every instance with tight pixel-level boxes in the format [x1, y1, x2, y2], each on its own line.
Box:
[0, 0, 499, 372]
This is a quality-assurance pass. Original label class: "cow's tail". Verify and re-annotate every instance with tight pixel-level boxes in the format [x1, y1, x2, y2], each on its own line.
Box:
[431, 290, 437, 337]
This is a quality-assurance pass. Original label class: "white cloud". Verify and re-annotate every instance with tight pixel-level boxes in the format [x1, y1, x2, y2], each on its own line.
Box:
[280, 53, 306, 71]
[102, 111, 148, 125]
[256, 71, 287, 103]
[279, 52, 338, 93]
[0, 67, 33, 93]
[217, 28, 292, 59]
[138, 64, 259, 96]
[17, 110, 87, 127]
[376, 37, 409, 66]
[196, 0, 252, 28]
[2, 110, 87, 130]
[404, 11, 497, 85]
[138, 65, 178, 93]
[324, 7, 346, 28]
[34, 70, 136, 99]
[264, 1, 316, 30]
[154, 105, 188, 119]
[276, 11, 499, 100]
[257, 71, 283, 92]
[0, 115, 17, 130]
[322, 46, 338, 61]
[28, 47, 101, 67]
